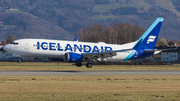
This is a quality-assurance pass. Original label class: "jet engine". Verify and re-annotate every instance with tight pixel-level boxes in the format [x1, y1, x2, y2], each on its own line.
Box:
[64, 52, 83, 62]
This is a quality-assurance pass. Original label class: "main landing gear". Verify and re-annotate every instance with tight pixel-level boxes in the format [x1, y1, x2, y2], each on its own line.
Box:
[75, 62, 92, 68]
[86, 63, 92, 68]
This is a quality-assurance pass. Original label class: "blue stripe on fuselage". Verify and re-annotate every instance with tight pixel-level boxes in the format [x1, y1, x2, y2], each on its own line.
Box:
[123, 50, 136, 61]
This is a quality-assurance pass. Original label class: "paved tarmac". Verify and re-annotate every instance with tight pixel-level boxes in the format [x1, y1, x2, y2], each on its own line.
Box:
[0, 71, 179, 76]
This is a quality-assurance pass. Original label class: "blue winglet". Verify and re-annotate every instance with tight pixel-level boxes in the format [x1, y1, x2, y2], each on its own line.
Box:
[73, 36, 78, 41]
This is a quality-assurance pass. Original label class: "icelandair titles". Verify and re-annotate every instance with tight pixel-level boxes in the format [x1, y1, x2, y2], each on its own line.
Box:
[37, 42, 112, 53]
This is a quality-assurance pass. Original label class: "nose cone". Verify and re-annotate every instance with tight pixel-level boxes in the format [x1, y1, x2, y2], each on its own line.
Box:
[3, 45, 11, 52]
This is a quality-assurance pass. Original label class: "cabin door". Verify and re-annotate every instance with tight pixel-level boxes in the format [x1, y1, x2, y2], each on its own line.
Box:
[25, 41, 29, 50]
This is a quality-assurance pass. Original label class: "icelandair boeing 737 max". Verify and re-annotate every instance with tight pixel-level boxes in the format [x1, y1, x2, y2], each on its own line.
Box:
[3, 18, 164, 68]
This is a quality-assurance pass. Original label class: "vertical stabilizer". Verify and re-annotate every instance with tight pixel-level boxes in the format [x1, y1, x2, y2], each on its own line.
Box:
[133, 18, 163, 50]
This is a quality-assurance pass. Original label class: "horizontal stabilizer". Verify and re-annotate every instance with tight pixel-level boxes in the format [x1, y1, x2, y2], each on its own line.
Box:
[145, 48, 178, 52]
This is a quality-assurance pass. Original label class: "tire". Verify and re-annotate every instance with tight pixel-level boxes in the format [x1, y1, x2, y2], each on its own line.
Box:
[86, 63, 92, 68]
[17, 59, 21, 63]
[76, 63, 82, 67]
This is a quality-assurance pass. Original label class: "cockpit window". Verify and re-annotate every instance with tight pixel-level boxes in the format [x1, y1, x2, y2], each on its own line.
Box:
[10, 41, 15, 44]
[10, 41, 19, 45]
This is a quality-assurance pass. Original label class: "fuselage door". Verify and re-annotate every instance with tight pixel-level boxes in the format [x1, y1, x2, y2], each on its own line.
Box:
[25, 41, 29, 50]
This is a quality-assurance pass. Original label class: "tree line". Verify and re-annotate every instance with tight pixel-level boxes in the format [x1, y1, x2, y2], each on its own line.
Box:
[5, 34, 30, 44]
[77, 23, 180, 45]
[77, 23, 145, 44]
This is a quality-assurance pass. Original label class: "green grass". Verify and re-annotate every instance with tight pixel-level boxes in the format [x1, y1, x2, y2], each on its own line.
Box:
[0, 62, 180, 71]
[93, 0, 180, 17]
[91, 15, 115, 20]
[0, 24, 17, 28]
[155, 0, 180, 17]
[0, 75, 180, 100]
[0, 24, 17, 30]
[93, 0, 152, 13]
[9, 10, 38, 18]
[122, 15, 140, 19]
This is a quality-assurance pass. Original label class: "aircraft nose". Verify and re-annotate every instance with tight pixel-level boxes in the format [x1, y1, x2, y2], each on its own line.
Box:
[3, 45, 7, 51]
[3, 45, 11, 52]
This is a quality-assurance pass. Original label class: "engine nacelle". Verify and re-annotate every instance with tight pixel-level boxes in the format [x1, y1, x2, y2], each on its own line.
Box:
[64, 52, 83, 62]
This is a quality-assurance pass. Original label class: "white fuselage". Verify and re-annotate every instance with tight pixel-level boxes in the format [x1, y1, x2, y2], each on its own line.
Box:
[3, 39, 136, 62]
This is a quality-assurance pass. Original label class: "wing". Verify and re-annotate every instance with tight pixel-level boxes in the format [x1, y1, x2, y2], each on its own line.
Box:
[82, 48, 133, 62]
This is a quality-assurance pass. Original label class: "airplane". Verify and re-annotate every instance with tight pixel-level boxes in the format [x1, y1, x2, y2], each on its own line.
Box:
[3, 18, 164, 68]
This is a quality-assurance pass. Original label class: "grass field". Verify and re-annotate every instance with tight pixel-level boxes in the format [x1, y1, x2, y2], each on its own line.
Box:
[91, 15, 115, 20]
[93, 0, 180, 17]
[0, 24, 17, 29]
[9, 10, 38, 18]
[0, 75, 180, 101]
[0, 63, 180, 100]
[155, 0, 180, 17]
[93, 0, 152, 13]
[0, 62, 180, 71]
[0, 21, 17, 30]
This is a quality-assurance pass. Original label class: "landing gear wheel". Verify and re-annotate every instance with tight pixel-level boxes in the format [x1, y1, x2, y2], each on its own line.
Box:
[17, 58, 21, 63]
[86, 63, 92, 68]
[76, 63, 82, 67]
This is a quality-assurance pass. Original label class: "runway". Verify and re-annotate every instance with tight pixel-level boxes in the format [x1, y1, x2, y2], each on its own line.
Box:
[0, 71, 179, 76]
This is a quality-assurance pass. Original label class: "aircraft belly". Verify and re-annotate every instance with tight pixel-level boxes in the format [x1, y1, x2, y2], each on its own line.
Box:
[30, 50, 65, 58]
[104, 52, 129, 62]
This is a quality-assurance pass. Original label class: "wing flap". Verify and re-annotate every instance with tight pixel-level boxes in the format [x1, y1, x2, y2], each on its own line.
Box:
[82, 49, 133, 59]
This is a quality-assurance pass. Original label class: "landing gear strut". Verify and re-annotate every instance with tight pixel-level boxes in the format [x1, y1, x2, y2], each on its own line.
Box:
[86, 63, 92, 68]
[76, 63, 82, 67]
[17, 58, 21, 63]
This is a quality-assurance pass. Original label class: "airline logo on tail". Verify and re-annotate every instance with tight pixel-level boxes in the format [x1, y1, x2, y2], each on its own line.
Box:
[147, 35, 156, 44]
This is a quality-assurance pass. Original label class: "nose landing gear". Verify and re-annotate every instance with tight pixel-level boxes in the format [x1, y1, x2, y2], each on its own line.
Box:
[76, 63, 82, 67]
[17, 58, 22, 63]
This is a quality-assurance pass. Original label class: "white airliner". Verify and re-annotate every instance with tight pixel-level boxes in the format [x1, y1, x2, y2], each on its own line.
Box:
[3, 18, 164, 68]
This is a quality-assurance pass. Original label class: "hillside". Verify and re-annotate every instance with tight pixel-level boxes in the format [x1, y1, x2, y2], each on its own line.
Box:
[0, 0, 180, 41]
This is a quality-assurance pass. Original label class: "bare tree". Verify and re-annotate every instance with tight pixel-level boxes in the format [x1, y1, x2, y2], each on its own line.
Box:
[77, 23, 145, 44]
[11, 34, 16, 40]
[6, 35, 13, 44]
[157, 38, 168, 45]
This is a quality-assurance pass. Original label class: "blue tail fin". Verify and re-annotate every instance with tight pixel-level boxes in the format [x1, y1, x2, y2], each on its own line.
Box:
[133, 18, 163, 50]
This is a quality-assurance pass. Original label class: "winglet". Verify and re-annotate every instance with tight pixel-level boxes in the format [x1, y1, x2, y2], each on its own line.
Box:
[73, 36, 78, 41]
